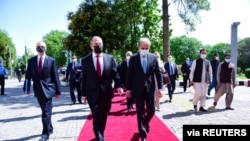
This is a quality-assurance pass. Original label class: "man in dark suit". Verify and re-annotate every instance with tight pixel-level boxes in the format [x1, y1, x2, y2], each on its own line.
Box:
[66, 55, 82, 104]
[207, 53, 220, 96]
[181, 57, 191, 92]
[164, 55, 179, 102]
[23, 41, 61, 141]
[126, 37, 163, 141]
[81, 36, 123, 141]
[119, 51, 134, 112]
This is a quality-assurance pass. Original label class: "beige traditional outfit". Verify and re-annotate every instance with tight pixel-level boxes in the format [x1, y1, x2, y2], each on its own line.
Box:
[213, 62, 236, 109]
[190, 58, 212, 110]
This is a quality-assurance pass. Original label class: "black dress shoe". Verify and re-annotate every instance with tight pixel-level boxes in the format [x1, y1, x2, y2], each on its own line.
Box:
[146, 125, 150, 133]
[199, 107, 207, 112]
[39, 137, 48, 141]
[194, 105, 197, 111]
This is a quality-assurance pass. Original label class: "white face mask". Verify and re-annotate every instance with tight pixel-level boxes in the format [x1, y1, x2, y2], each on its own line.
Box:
[168, 57, 172, 62]
[200, 54, 207, 59]
[225, 59, 231, 63]
[140, 49, 149, 56]
[126, 56, 131, 60]
[72, 59, 77, 62]
[215, 56, 219, 60]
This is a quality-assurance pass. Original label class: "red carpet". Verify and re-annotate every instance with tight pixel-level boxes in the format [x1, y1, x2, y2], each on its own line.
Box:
[78, 93, 180, 141]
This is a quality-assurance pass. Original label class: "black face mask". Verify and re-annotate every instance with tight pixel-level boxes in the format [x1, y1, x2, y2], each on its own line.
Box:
[36, 46, 46, 53]
[94, 45, 103, 54]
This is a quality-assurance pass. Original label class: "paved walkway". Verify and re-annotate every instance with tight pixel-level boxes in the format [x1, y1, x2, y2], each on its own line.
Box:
[0, 78, 250, 141]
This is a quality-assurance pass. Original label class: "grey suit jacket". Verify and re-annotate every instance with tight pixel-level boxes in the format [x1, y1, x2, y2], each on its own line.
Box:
[126, 53, 163, 99]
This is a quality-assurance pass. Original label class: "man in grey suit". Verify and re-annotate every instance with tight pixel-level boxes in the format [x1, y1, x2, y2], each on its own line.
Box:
[23, 41, 61, 141]
[81, 36, 123, 141]
[126, 37, 163, 141]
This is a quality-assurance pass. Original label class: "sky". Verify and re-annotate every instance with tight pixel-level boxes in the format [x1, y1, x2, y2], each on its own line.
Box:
[0, 0, 250, 56]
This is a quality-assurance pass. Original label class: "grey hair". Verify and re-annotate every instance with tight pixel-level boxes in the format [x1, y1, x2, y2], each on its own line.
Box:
[138, 37, 151, 46]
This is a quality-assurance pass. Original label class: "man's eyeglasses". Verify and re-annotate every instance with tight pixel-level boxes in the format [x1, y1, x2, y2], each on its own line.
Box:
[141, 48, 148, 50]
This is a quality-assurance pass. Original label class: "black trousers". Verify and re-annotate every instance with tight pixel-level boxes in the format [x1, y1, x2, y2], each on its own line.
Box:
[126, 95, 134, 110]
[0, 76, 5, 95]
[90, 93, 111, 141]
[135, 87, 155, 138]
[183, 74, 190, 92]
[167, 75, 176, 100]
[36, 95, 53, 139]
[69, 81, 82, 103]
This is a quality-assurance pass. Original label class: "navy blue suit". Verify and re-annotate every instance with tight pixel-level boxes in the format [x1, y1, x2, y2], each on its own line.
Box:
[66, 61, 82, 103]
[164, 62, 178, 101]
[126, 53, 163, 139]
[181, 61, 191, 92]
[81, 53, 121, 141]
[119, 59, 134, 110]
[24, 55, 61, 140]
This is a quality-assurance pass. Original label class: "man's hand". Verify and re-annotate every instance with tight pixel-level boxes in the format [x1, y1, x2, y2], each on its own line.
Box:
[157, 90, 163, 98]
[189, 81, 193, 86]
[55, 94, 60, 99]
[126, 91, 132, 98]
[82, 96, 87, 104]
[117, 87, 124, 95]
[233, 83, 237, 88]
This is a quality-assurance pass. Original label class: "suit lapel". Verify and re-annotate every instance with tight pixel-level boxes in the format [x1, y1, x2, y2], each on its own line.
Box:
[89, 54, 100, 78]
[102, 54, 107, 78]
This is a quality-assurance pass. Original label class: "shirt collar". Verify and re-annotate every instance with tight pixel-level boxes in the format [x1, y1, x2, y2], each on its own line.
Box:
[92, 52, 103, 57]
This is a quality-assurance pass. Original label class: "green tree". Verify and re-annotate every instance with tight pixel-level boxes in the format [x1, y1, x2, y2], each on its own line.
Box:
[43, 30, 69, 67]
[0, 29, 16, 70]
[162, 0, 210, 61]
[238, 37, 250, 73]
[65, 0, 162, 62]
[207, 43, 230, 60]
[170, 35, 202, 64]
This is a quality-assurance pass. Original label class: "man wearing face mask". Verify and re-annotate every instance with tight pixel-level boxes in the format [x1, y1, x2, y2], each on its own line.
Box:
[207, 53, 220, 96]
[164, 55, 179, 103]
[212, 54, 236, 110]
[23, 41, 61, 141]
[126, 38, 163, 141]
[190, 49, 212, 112]
[66, 56, 82, 104]
[181, 57, 192, 93]
[119, 51, 134, 112]
[81, 36, 123, 141]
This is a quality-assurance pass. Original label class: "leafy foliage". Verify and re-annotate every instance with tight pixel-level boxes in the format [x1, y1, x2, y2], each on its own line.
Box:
[170, 35, 202, 64]
[206, 43, 230, 60]
[162, 0, 210, 60]
[64, 0, 162, 62]
[245, 68, 250, 79]
[0, 29, 16, 70]
[238, 37, 250, 72]
[43, 30, 69, 67]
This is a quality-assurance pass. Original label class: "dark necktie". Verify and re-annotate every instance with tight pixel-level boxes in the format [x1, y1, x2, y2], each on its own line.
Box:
[96, 55, 101, 77]
[72, 62, 75, 70]
[38, 57, 43, 74]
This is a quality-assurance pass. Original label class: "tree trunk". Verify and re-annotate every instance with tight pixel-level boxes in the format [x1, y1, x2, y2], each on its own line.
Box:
[162, 0, 170, 62]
